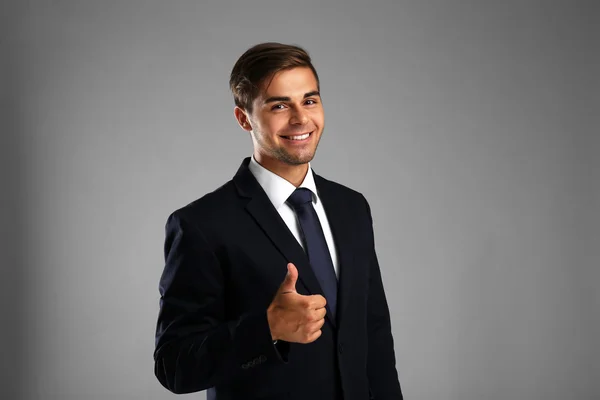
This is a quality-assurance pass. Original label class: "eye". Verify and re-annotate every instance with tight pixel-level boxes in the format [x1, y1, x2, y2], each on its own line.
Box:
[271, 104, 286, 110]
[305, 99, 318, 105]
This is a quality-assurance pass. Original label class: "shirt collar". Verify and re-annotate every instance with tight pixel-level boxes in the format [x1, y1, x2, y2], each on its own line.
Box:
[248, 154, 319, 210]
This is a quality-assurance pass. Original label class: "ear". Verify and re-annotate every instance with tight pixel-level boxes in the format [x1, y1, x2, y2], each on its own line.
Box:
[234, 107, 252, 132]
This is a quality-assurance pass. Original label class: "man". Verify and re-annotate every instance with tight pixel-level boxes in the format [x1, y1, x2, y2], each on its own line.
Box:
[154, 42, 403, 400]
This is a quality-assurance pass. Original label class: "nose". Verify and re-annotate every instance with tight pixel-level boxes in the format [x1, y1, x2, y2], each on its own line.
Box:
[289, 107, 309, 126]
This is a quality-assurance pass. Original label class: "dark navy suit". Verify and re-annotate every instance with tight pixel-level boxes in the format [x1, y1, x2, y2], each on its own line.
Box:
[154, 157, 403, 399]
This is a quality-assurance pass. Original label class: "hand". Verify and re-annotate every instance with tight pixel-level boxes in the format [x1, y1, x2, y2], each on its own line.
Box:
[267, 263, 327, 344]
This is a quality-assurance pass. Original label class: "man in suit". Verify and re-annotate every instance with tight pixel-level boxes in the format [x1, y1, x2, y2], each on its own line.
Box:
[153, 42, 403, 400]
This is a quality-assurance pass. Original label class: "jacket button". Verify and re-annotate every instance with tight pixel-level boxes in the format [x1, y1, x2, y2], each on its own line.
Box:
[338, 342, 344, 354]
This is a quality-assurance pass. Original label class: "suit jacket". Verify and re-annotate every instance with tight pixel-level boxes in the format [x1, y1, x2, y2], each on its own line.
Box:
[154, 157, 403, 400]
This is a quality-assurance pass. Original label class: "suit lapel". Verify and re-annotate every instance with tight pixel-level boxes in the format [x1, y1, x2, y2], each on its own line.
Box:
[233, 158, 337, 327]
[314, 173, 356, 328]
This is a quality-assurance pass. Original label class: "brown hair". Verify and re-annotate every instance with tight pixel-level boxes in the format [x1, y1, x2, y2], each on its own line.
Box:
[229, 42, 320, 113]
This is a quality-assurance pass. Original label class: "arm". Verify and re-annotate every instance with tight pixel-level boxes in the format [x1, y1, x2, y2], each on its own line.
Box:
[153, 212, 290, 394]
[363, 197, 403, 399]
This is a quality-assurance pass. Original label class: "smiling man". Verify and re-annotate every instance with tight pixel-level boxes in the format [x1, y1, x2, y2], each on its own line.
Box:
[153, 43, 403, 400]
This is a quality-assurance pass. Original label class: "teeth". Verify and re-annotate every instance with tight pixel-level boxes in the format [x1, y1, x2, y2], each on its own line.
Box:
[287, 133, 310, 140]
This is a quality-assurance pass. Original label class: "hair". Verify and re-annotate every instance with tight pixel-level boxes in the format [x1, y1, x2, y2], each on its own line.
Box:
[229, 42, 320, 113]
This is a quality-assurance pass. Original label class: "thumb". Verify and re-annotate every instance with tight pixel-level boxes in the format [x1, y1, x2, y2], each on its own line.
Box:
[280, 263, 298, 293]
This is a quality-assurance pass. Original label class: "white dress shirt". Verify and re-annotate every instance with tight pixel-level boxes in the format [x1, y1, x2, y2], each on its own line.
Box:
[248, 155, 340, 279]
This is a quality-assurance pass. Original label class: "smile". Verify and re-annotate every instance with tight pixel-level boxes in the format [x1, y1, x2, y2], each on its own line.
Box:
[281, 131, 313, 141]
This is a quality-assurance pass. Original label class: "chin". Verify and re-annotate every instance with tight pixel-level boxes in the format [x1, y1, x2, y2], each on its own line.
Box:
[279, 152, 315, 166]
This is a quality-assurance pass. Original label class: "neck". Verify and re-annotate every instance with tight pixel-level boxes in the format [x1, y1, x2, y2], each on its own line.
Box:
[254, 152, 309, 187]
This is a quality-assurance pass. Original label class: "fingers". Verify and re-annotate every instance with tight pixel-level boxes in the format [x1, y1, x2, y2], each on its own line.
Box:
[292, 293, 326, 310]
[304, 306, 327, 327]
[304, 304, 326, 344]
[297, 317, 324, 344]
[316, 306, 327, 320]
[303, 325, 323, 343]
[306, 315, 326, 330]
[307, 294, 327, 309]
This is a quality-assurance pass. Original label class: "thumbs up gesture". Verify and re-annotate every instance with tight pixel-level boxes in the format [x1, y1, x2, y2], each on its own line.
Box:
[267, 263, 327, 344]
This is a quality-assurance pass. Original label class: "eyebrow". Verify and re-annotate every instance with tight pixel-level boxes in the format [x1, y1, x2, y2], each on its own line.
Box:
[264, 91, 321, 104]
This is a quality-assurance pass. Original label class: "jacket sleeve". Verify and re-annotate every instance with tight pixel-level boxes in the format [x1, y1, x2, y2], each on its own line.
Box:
[153, 212, 290, 394]
[363, 196, 404, 399]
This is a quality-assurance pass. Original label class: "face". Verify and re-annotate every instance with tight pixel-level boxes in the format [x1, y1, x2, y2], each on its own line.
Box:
[235, 67, 324, 168]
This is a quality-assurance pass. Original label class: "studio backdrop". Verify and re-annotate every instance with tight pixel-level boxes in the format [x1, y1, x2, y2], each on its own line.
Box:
[1, 1, 598, 399]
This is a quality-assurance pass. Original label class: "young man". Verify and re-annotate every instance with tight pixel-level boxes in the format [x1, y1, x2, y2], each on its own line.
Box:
[154, 42, 403, 400]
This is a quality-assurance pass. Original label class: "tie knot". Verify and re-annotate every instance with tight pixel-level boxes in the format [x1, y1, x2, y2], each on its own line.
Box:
[286, 188, 313, 209]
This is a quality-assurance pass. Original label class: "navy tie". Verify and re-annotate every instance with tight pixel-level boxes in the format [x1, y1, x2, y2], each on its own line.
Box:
[286, 188, 338, 319]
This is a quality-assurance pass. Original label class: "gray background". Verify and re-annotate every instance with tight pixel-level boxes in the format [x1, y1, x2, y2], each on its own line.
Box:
[1, 0, 598, 399]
